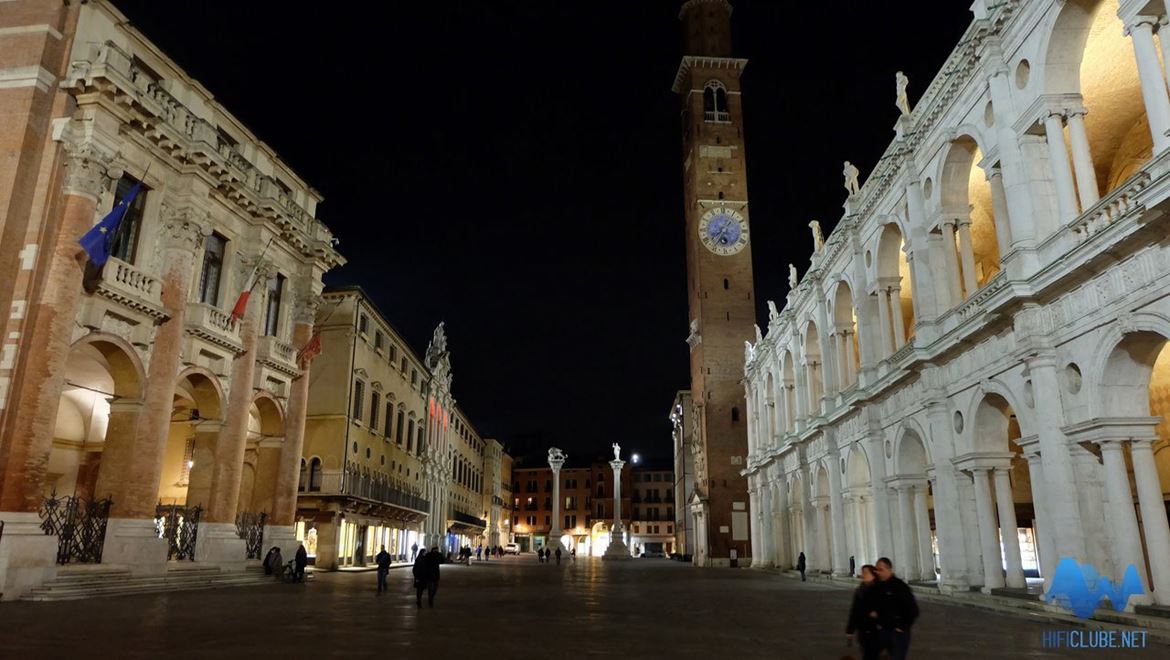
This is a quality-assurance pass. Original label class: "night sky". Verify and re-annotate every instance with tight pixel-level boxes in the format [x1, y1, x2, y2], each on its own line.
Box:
[114, 1, 971, 466]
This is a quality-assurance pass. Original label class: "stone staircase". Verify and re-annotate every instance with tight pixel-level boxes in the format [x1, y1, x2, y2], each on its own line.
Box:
[22, 563, 274, 601]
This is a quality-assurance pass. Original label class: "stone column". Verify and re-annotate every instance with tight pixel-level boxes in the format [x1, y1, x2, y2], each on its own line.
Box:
[986, 167, 1013, 258]
[864, 432, 894, 560]
[800, 467, 817, 570]
[888, 286, 906, 349]
[876, 289, 894, 358]
[603, 457, 631, 560]
[198, 257, 267, 566]
[1021, 449, 1056, 584]
[745, 385, 757, 456]
[971, 468, 1004, 591]
[269, 291, 320, 558]
[847, 493, 864, 567]
[939, 221, 964, 306]
[1065, 110, 1099, 209]
[913, 484, 934, 581]
[1099, 440, 1148, 590]
[896, 484, 919, 579]
[1130, 439, 1170, 604]
[1126, 17, 1170, 153]
[758, 482, 774, 567]
[773, 481, 789, 568]
[955, 219, 978, 295]
[0, 143, 113, 514]
[827, 453, 849, 575]
[993, 467, 1026, 588]
[548, 448, 566, 551]
[748, 485, 762, 565]
[1042, 113, 1081, 223]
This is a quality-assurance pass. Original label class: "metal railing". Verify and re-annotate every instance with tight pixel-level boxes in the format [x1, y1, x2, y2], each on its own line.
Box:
[155, 504, 201, 561]
[316, 472, 430, 513]
[235, 511, 267, 560]
[39, 494, 113, 565]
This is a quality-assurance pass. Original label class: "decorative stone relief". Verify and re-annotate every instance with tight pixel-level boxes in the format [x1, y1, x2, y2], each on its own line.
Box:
[61, 140, 117, 200]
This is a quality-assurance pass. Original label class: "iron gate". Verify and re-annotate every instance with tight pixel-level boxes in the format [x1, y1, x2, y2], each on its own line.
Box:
[235, 511, 267, 559]
[39, 494, 113, 565]
[155, 504, 201, 561]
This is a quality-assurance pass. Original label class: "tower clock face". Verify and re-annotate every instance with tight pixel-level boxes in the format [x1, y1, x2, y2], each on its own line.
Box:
[698, 207, 749, 256]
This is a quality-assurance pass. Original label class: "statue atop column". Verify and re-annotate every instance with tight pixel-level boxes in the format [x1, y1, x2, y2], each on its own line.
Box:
[767, 300, 780, 322]
[809, 220, 825, 252]
[843, 161, 860, 196]
[548, 447, 567, 464]
[788, 263, 799, 290]
[611, 443, 621, 462]
[896, 71, 911, 116]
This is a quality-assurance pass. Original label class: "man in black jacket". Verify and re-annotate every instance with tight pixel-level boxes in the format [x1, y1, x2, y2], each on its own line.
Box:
[413, 546, 441, 608]
[375, 545, 392, 595]
[869, 557, 919, 660]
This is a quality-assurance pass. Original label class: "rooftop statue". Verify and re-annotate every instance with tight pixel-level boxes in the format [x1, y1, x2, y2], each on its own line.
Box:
[843, 161, 860, 196]
[809, 220, 825, 252]
[896, 71, 911, 116]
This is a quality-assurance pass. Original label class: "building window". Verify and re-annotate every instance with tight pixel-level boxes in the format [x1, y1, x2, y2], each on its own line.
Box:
[358, 314, 369, 335]
[384, 402, 393, 437]
[370, 391, 380, 430]
[668, 525, 673, 534]
[702, 80, 729, 122]
[411, 369, 418, 387]
[416, 425, 425, 455]
[353, 380, 365, 420]
[544, 497, 551, 510]
[596, 503, 604, 518]
[309, 458, 322, 492]
[198, 233, 227, 306]
[264, 273, 284, 336]
[110, 174, 148, 264]
[406, 419, 415, 452]
[298, 458, 307, 492]
[565, 497, 574, 509]
[597, 484, 605, 498]
[374, 330, 384, 352]
[389, 345, 398, 362]
[633, 507, 640, 520]
[545, 480, 552, 492]
[731, 406, 740, 422]
[395, 410, 405, 444]
[400, 357, 408, 373]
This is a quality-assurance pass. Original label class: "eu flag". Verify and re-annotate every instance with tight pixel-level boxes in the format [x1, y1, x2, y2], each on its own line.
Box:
[79, 181, 142, 267]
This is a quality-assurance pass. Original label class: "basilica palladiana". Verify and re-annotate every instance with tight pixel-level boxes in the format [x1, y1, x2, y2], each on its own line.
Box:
[742, 0, 1170, 609]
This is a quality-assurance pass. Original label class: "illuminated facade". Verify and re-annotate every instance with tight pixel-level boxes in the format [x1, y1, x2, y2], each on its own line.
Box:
[511, 461, 634, 556]
[297, 288, 428, 569]
[0, 0, 342, 598]
[629, 469, 677, 557]
[743, 0, 1170, 610]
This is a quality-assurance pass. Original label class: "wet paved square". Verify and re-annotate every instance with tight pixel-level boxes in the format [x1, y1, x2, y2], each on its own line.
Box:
[0, 556, 1159, 658]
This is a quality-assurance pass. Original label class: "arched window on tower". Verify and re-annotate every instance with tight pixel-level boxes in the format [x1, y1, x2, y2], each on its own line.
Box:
[298, 458, 307, 492]
[731, 406, 741, 423]
[703, 80, 729, 123]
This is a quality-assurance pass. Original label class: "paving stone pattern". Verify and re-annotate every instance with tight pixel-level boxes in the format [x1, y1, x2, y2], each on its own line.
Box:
[0, 557, 1159, 658]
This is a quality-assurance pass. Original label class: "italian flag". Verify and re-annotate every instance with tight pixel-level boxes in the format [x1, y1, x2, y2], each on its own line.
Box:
[230, 238, 273, 324]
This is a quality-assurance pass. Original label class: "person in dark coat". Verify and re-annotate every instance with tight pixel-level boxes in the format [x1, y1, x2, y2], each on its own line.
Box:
[870, 557, 919, 660]
[413, 546, 441, 608]
[846, 565, 880, 660]
[263, 546, 281, 576]
[375, 545, 392, 594]
[555, 546, 562, 565]
[294, 543, 308, 582]
[411, 542, 419, 562]
[797, 551, 807, 581]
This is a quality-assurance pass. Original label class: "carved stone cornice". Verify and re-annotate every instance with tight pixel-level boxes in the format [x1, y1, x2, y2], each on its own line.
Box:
[292, 290, 323, 325]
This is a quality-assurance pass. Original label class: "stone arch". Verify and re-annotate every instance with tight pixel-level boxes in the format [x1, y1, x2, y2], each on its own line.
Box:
[1090, 313, 1170, 416]
[964, 379, 1034, 449]
[1040, 0, 1150, 195]
[250, 390, 285, 438]
[163, 367, 228, 508]
[803, 320, 824, 407]
[938, 133, 1003, 292]
[52, 333, 147, 502]
[846, 443, 871, 488]
[874, 223, 915, 354]
[831, 279, 861, 387]
[895, 428, 930, 478]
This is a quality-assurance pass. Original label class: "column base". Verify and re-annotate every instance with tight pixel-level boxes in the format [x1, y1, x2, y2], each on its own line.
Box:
[0, 512, 59, 601]
[938, 576, 970, 595]
[602, 540, 632, 561]
[265, 524, 302, 565]
[101, 518, 168, 576]
[193, 522, 248, 571]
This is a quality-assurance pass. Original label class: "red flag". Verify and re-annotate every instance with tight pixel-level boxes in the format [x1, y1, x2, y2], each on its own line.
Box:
[230, 238, 273, 324]
[296, 331, 321, 367]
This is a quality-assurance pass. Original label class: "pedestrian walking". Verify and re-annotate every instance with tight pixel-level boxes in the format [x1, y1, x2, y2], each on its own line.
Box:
[845, 564, 880, 660]
[294, 542, 308, 582]
[375, 545, 392, 594]
[797, 551, 807, 581]
[411, 542, 419, 562]
[476, 545, 482, 561]
[869, 557, 918, 660]
[413, 546, 441, 608]
[537, 548, 544, 563]
[483, 544, 489, 561]
[555, 546, 562, 565]
[570, 547, 576, 562]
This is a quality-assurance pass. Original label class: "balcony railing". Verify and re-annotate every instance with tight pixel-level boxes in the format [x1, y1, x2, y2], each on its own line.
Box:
[310, 472, 430, 513]
[256, 335, 298, 374]
[450, 510, 487, 527]
[704, 110, 730, 123]
[96, 257, 165, 320]
[185, 302, 243, 352]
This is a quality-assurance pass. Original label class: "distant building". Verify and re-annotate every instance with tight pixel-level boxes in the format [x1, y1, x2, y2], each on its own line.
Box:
[511, 458, 634, 556]
[629, 468, 677, 557]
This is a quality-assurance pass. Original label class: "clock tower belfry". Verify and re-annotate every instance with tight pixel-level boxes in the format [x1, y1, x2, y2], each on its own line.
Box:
[674, 0, 755, 567]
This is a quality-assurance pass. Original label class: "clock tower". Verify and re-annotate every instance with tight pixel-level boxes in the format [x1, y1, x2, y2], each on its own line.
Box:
[674, 0, 755, 566]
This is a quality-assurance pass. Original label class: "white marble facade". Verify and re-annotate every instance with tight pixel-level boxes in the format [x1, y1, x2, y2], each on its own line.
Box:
[742, 0, 1170, 608]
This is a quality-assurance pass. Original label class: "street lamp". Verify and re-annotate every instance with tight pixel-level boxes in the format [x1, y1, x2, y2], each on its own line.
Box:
[631, 453, 641, 465]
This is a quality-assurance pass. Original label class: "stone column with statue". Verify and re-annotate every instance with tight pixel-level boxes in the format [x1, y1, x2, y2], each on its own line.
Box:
[603, 444, 632, 560]
[547, 447, 566, 552]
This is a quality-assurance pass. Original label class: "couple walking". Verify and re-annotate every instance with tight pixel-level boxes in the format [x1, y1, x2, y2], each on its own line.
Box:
[373, 544, 441, 608]
[845, 557, 919, 660]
